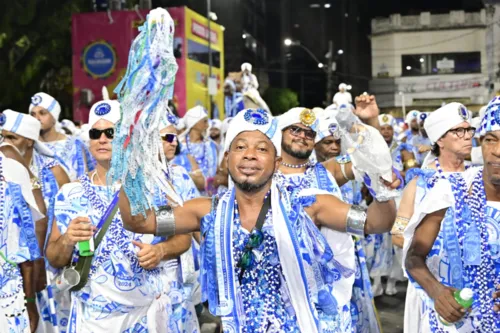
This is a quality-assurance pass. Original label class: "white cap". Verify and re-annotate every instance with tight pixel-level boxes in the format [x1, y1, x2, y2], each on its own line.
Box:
[241, 63, 252, 72]
[378, 114, 396, 127]
[209, 119, 222, 131]
[424, 103, 471, 143]
[405, 110, 421, 124]
[315, 115, 340, 144]
[221, 117, 233, 135]
[339, 83, 347, 91]
[88, 100, 121, 128]
[180, 106, 208, 137]
[224, 109, 281, 155]
[29, 92, 62, 121]
[2, 110, 54, 156]
[277, 107, 319, 132]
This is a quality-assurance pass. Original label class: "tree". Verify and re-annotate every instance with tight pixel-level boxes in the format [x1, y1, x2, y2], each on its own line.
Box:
[0, 0, 92, 118]
[262, 87, 299, 116]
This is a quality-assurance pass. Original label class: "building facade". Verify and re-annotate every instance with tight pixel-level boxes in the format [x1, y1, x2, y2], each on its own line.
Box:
[369, 8, 497, 113]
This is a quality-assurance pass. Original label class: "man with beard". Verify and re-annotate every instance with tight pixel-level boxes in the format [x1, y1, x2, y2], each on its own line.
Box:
[403, 110, 421, 143]
[403, 98, 500, 332]
[29, 92, 94, 181]
[208, 119, 222, 146]
[274, 95, 402, 332]
[410, 112, 433, 166]
[117, 108, 397, 333]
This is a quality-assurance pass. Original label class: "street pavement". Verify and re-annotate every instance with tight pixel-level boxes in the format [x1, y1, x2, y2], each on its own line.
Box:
[375, 281, 407, 333]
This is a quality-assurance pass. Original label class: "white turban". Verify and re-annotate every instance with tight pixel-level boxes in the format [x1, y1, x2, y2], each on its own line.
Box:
[175, 117, 186, 131]
[88, 100, 121, 128]
[210, 119, 222, 131]
[221, 117, 233, 135]
[277, 107, 319, 132]
[378, 114, 396, 127]
[405, 110, 420, 124]
[2, 109, 54, 156]
[181, 106, 208, 137]
[478, 96, 500, 136]
[159, 112, 179, 131]
[424, 102, 471, 143]
[61, 119, 77, 135]
[29, 92, 62, 121]
[338, 83, 347, 91]
[315, 115, 340, 144]
[224, 109, 281, 156]
[241, 63, 252, 72]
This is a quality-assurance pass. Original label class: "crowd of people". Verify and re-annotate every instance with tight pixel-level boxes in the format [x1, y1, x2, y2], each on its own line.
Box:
[2, 7, 500, 333]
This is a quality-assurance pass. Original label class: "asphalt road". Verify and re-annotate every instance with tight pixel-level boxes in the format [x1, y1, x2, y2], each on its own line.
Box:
[375, 281, 407, 333]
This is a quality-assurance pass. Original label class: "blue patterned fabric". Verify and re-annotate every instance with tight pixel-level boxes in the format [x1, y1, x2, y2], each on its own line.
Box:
[225, 93, 245, 118]
[44, 136, 95, 181]
[179, 139, 218, 180]
[410, 135, 432, 166]
[53, 175, 166, 332]
[0, 158, 40, 332]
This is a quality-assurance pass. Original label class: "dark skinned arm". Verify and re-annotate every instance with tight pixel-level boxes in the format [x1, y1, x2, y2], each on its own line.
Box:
[20, 260, 38, 332]
[305, 194, 396, 234]
[405, 209, 467, 323]
[118, 187, 211, 234]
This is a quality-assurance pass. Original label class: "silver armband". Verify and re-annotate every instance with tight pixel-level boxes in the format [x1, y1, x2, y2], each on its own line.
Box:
[346, 205, 367, 238]
[155, 205, 176, 237]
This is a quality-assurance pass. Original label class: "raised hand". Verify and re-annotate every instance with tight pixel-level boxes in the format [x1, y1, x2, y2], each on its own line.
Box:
[354, 94, 379, 121]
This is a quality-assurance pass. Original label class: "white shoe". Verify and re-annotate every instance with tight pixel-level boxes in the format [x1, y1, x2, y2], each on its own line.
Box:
[372, 281, 384, 297]
[385, 278, 398, 296]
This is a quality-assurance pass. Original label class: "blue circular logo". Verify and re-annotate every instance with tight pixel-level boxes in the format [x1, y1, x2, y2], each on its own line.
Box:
[167, 113, 178, 126]
[459, 106, 469, 120]
[328, 123, 338, 135]
[95, 103, 111, 116]
[244, 109, 269, 125]
[82, 40, 117, 79]
[31, 95, 42, 106]
[0, 113, 5, 126]
[420, 113, 427, 121]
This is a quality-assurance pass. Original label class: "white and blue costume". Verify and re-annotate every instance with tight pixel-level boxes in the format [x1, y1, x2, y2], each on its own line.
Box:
[224, 79, 245, 118]
[44, 136, 94, 182]
[53, 175, 168, 333]
[0, 155, 41, 333]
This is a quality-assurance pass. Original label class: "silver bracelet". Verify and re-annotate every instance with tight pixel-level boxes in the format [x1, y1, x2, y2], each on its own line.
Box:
[155, 205, 176, 237]
[346, 205, 367, 238]
[340, 163, 350, 181]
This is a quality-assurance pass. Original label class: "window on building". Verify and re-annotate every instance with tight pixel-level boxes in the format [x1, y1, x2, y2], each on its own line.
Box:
[402, 52, 481, 76]
[187, 40, 221, 68]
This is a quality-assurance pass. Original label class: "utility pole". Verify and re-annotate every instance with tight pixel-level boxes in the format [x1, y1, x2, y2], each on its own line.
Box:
[207, 0, 213, 117]
[326, 40, 334, 104]
[280, 0, 288, 88]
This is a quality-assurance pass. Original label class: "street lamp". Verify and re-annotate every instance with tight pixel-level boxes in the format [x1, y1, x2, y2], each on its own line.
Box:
[318, 63, 324, 69]
[284, 38, 292, 46]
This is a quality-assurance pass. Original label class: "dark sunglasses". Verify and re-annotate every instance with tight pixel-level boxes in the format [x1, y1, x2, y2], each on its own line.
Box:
[286, 125, 316, 140]
[89, 128, 114, 140]
[161, 133, 178, 143]
[446, 127, 476, 139]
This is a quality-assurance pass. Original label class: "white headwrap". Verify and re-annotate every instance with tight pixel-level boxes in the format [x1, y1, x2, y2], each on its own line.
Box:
[378, 114, 396, 127]
[277, 107, 319, 132]
[224, 109, 281, 156]
[181, 105, 208, 137]
[424, 102, 471, 144]
[209, 119, 222, 131]
[88, 100, 121, 128]
[221, 117, 233, 135]
[315, 115, 340, 144]
[338, 83, 347, 91]
[478, 96, 500, 136]
[241, 62, 252, 72]
[61, 119, 77, 135]
[405, 110, 421, 124]
[29, 92, 61, 121]
[2, 109, 54, 156]
[175, 117, 186, 131]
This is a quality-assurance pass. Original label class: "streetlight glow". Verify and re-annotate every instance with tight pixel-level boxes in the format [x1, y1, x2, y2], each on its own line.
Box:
[318, 63, 324, 68]
[420, 58, 425, 63]
[337, 49, 344, 55]
[324, 3, 331, 8]
[284, 38, 292, 46]
[406, 66, 412, 70]
[242, 34, 247, 39]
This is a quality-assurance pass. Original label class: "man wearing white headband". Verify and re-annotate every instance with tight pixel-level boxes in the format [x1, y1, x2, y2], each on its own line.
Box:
[391, 103, 473, 332]
[29, 92, 94, 181]
[224, 78, 245, 118]
[402, 97, 500, 332]
[2, 110, 70, 207]
[240, 62, 259, 92]
[208, 118, 222, 146]
[174, 106, 218, 194]
[118, 108, 397, 333]
[408, 112, 433, 165]
[403, 110, 421, 143]
[333, 83, 353, 106]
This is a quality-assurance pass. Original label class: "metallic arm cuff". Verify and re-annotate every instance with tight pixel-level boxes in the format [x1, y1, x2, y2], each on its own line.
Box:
[346, 205, 367, 238]
[155, 205, 176, 237]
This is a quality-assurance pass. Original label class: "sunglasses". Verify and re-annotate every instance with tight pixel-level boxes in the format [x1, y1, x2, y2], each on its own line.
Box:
[161, 133, 178, 143]
[89, 128, 114, 140]
[286, 125, 316, 140]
